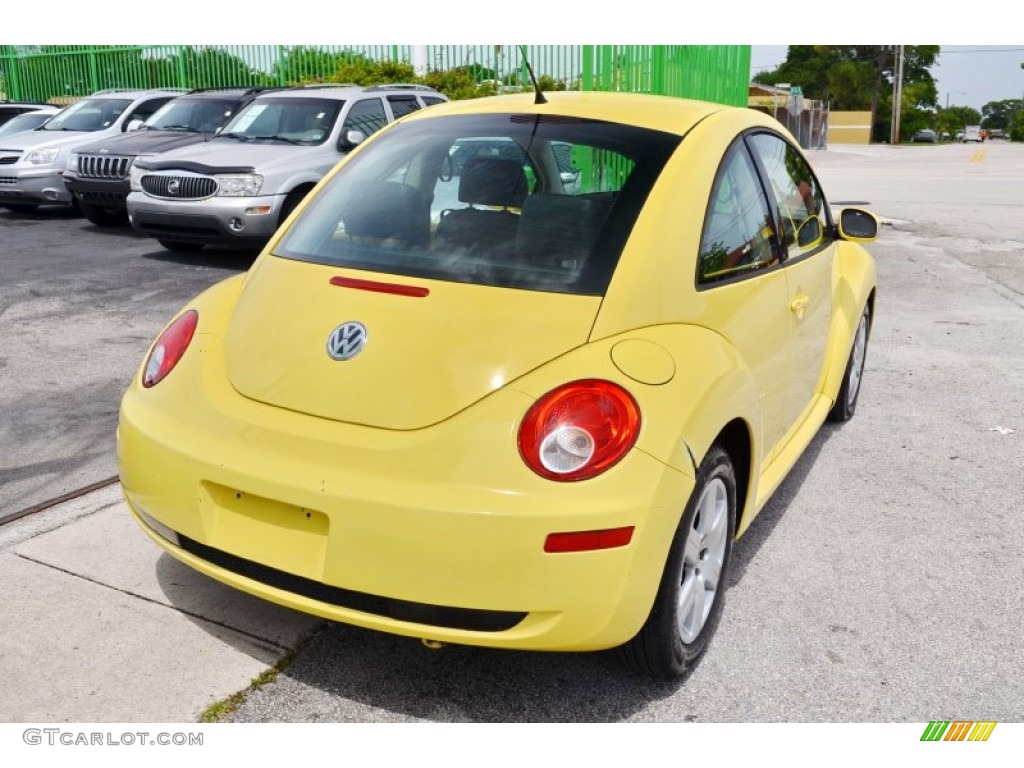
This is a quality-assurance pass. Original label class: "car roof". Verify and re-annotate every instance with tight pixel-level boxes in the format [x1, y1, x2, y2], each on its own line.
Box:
[398, 91, 733, 137]
[254, 84, 443, 101]
[0, 101, 59, 111]
[85, 88, 188, 100]
[181, 87, 279, 100]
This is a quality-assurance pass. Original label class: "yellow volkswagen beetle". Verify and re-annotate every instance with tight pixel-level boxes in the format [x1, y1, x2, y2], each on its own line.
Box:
[117, 92, 877, 678]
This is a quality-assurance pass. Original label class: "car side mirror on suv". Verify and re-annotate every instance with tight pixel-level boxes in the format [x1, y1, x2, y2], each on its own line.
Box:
[126, 119, 146, 132]
[339, 129, 367, 152]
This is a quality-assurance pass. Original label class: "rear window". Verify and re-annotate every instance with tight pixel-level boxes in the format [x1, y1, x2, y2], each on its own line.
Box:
[274, 113, 679, 295]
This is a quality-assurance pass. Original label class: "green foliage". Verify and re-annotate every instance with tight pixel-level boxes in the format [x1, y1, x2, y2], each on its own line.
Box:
[755, 45, 945, 143]
[1009, 108, 1024, 141]
[980, 99, 1024, 131]
[421, 67, 499, 100]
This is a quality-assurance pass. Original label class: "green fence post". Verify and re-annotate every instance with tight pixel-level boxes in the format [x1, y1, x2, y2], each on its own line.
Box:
[3, 46, 23, 100]
[651, 45, 664, 96]
[582, 45, 593, 92]
[87, 47, 100, 94]
[176, 46, 188, 89]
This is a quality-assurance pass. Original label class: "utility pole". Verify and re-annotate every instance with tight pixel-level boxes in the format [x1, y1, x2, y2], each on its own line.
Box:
[890, 45, 904, 144]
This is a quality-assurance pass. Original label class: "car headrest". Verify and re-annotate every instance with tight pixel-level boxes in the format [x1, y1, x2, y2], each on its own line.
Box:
[342, 181, 429, 245]
[458, 157, 528, 208]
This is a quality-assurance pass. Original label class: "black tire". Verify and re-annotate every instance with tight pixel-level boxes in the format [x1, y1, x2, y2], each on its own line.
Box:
[158, 239, 201, 253]
[80, 200, 128, 227]
[620, 445, 737, 679]
[279, 188, 310, 227]
[827, 302, 871, 423]
[3, 203, 38, 213]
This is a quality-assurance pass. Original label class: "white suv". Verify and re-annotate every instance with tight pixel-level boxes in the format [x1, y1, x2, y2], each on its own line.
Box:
[0, 88, 184, 213]
[126, 84, 446, 251]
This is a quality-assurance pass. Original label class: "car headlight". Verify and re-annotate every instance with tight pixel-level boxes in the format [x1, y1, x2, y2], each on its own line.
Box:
[66, 152, 80, 172]
[216, 174, 263, 197]
[129, 165, 145, 192]
[24, 147, 60, 166]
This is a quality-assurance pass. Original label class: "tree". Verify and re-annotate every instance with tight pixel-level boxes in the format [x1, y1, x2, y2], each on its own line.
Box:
[981, 99, 1024, 131]
[754, 45, 940, 142]
[938, 106, 981, 139]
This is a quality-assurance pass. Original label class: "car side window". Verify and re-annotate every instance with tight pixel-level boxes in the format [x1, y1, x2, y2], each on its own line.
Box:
[698, 142, 779, 286]
[342, 98, 388, 138]
[123, 98, 173, 130]
[387, 95, 421, 119]
[748, 133, 827, 259]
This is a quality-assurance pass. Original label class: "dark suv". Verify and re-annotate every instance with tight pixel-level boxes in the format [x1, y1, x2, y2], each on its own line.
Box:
[64, 87, 272, 226]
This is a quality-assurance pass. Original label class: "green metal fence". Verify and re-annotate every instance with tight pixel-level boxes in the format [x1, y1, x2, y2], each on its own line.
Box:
[0, 45, 750, 106]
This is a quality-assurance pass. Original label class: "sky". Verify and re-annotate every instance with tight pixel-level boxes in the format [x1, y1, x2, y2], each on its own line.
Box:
[7, 1, 1021, 114]
[751, 45, 1024, 113]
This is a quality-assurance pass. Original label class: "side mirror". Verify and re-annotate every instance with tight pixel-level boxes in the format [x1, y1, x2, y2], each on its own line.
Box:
[837, 208, 879, 242]
[796, 215, 824, 248]
[126, 119, 146, 132]
[339, 129, 366, 152]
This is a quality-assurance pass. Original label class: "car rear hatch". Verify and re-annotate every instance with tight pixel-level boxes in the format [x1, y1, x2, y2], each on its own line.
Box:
[223, 256, 600, 430]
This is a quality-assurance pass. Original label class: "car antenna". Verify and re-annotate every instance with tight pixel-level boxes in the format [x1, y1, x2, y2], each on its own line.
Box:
[518, 45, 547, 105]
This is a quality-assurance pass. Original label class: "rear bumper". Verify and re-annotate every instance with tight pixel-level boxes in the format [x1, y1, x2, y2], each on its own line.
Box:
[117, 326, 692, 651]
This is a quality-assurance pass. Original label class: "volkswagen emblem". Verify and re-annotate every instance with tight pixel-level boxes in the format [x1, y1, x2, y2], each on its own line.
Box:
[326, 322, 368, 361]
[167, 178, 180, 196]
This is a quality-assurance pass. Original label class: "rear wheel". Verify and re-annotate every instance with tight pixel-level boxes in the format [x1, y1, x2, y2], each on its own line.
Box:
[620, 445, 736, 679]
[157, 239, 201, 253]
[80, 200, 128, 227]
[828, 302, 871, 423]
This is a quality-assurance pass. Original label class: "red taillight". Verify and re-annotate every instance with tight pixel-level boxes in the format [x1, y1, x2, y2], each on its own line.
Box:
[518, 379, 641, 481]
[142, 310, 198, 388]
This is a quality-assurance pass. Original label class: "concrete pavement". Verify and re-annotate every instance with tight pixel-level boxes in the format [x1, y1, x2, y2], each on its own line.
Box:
[0, 484, 322, 722]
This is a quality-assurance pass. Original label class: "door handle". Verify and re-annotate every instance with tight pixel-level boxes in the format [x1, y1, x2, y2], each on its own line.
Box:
[789, 294, 810, 318]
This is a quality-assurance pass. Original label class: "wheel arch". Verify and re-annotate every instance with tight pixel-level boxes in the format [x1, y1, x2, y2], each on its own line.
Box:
[711, 418, 753, 536]
[821, 242, 877, 402]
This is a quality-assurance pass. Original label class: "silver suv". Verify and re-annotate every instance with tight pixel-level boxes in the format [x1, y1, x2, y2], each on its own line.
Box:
[0, 89, 185, 213]
[126, 83, 447, 251]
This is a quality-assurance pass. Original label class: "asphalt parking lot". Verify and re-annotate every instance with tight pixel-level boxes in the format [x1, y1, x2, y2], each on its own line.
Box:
[0, 140, 1022, 722]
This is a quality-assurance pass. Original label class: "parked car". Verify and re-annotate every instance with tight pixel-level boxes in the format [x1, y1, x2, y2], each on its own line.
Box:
[125, 84, 447, 252]
[0, 101, 58, 128]
[911, 128, 937, 143]
[0, 89, 184, 213]
[0, 107, 60, 139]
[64, 88, 275, 227]
[118, 91, 878, 679]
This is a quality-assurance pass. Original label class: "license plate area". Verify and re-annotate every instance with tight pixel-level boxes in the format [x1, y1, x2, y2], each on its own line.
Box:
[200, 482, 328, 581]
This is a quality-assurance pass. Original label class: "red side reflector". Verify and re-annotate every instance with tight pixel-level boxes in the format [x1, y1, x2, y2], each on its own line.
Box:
[330, 276, 429, 297]
[544, 527, 635, 553]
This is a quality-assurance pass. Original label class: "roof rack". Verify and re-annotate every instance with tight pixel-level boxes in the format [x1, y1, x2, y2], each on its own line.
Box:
[184, 86, 283, 97]
[0, 100, 53, 106]
[93, 87, 188, 95]
[363, 83, 438, 93]
[292, 83, 360, 89]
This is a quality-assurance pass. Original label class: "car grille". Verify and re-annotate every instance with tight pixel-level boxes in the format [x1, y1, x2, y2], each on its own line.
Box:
[141, 174, 217, 200]
[77, 153, 133, 179]
[0, 156, 20, 166]
[0, 176, 16, 185]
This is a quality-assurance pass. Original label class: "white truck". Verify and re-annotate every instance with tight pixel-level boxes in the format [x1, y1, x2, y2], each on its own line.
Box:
[962, 125, 984, 143]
